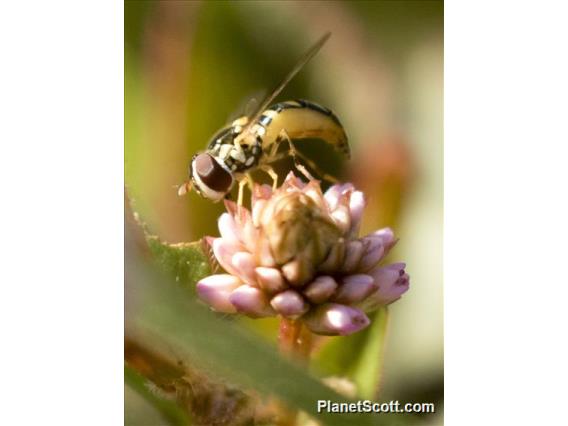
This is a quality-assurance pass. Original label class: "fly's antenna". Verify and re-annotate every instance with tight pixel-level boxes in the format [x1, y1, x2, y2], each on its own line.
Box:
[177, 181, 192, 196]
[235, 32, 331, 143]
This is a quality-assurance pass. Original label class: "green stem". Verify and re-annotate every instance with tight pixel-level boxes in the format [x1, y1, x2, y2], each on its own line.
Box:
[276, 318, 313, 425]
[278, 318, 312, 360]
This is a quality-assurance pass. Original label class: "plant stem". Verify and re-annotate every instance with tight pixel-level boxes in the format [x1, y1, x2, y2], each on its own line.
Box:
[276, 318, 313, 425]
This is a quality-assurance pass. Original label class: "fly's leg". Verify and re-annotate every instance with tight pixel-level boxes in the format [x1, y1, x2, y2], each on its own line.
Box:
[278, 130, 339, 183]
[245, 173, 255, 192]
[295, 149, 340, 183]
[277, 130, 314, 180]
[237, 178, 248, 207]
[236, 174, 255, 207]
[268, 138, 281, 157]
[260, 165, 279, 189]
[258, 138, 287, 189]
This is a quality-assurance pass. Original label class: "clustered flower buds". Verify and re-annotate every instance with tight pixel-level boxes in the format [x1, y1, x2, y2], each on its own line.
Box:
[197, 173, 409, 336]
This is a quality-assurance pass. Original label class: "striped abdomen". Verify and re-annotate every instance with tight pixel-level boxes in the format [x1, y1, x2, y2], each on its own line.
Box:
[258, 99, 350, 159]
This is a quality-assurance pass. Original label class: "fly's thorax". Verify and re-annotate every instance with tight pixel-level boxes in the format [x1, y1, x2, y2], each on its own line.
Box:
[206, 119, 263, 174]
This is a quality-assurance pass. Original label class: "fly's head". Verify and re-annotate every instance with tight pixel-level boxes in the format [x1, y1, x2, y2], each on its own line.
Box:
[178, 152, 235, 202]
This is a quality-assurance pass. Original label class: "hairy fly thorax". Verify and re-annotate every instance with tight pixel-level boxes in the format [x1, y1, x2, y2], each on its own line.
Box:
[206, 116, 263, 174]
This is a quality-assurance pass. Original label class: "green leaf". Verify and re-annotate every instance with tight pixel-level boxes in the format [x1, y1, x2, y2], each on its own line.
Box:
[146, 236, 211, 294]
[124, 364, 191, 426]
[349, 307, 389, 399]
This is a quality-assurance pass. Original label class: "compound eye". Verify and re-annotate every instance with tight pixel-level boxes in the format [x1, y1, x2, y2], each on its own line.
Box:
[193, 153, 233, 193]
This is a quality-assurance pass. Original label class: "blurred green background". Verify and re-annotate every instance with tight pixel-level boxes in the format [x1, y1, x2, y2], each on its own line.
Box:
[125, 1, 442, 424]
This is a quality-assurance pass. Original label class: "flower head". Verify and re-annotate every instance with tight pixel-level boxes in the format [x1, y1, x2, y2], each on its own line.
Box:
[197, 173, 409, 336]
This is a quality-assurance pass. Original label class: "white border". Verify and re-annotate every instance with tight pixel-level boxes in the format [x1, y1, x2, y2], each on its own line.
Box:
[446, 1, 568, 424]
[0, 2, 123, 424]
[0, 1, 567, 424]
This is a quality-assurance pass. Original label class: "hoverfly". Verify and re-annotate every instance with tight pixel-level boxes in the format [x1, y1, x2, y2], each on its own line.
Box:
[178, 32, 350, 205]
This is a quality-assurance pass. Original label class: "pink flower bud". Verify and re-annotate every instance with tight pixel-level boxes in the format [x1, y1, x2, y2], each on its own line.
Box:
[333, 274, 377, 304]
[318, 239, 346, 273]
[270, 290, 309, 318]
[323, 185, 342, 211]
[198, 173, 410, 333]
[211, 238, 242, 277]
[370, 228, 398, 254]
[304, 276, 338, 304]
[255, 236, 277, 267]
[359, 238, 386, 271]
[255, 267, 287, 294]
[330, 202, 351, 234]
[367, 263, 410, 306]
[218, 213, 241, 246]
[252, 202, 266, 228]
[303, 180, 326, 207]
[304, 303, 370, 336]
[231, 251, 257, 285]
[341, 240, 366, 272]
[229, 285, 275, 318]
[281, 258, 315, 287]
[347, 190, 365, 237]
[324, 183, 355, 212]
[196, 274, 242, 313]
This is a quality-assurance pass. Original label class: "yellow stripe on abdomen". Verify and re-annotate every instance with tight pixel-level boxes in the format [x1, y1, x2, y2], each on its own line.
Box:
[259, 100, 350, 159]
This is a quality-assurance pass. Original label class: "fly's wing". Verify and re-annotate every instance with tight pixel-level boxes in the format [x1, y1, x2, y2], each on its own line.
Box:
[226, 89, 267, 123]
[237, 32, 331, 139]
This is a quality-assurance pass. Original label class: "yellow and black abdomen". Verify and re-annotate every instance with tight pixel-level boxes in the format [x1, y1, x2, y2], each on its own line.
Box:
[258, 99, 350, 159]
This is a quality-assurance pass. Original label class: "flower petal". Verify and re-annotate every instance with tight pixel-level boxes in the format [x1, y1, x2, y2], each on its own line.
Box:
[240, 218, 258, 253]
[255, 232, 276, 267]
[324, 183, 355, 212]
[223, 199, 254, 235]
[229, 285, 275, 318]
[231, 251, 257, 285]
[252, 199, 267, 227]
[369, 228, 398, 254]
[318, 239, 346, 273]
[347, 190, 365, 237]
[323, 184, 342, 211]
[270, 290, 309, 318]
[255, 267, 287, 294]
[218, 213, 241, 245]
[330, 202, 351, 235]
[341, 240, 365, 272]
[212, 238, 243, 276]
[281, 258, 315, 287]
[223, 199, 239, 217]
[358, 238, 385, 271]
[282, 171, 306, 190]
[366, 263, 410, 307]
[303, 180, 326, 209]
[333, 274, 377, 304]
[196, 274, 242, 313]
[304, 303, 370, 336]
[252, 183, 273, 203]
[304, 276, 338, 304]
